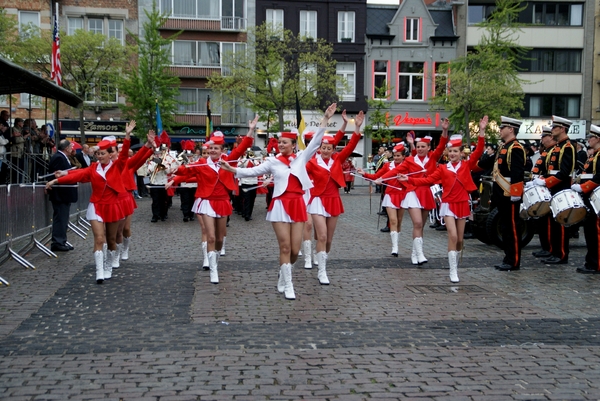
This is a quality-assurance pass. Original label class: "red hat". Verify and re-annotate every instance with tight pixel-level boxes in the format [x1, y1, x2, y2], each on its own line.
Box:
[447, 135, 463, 148]
[321, 135, 335, 144]
[393, 143, 405, 153]
[159, 131, 171, 148]
[101, 135, 117, 147]
[183, 140, 195, 152]
[97, 139, 113, 150]
[208, 131, 225, 145]
[416, 136, 432, 144]
[280, 131, 297, 140]
[303, 131, 314, 141]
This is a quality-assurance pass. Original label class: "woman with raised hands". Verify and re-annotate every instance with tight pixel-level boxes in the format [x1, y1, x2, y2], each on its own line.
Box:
[220, 103, 336, 300]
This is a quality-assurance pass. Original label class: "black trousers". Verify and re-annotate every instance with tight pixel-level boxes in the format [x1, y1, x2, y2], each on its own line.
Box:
[240, 184, 257, 218]
[150, 187, 168, 219]
[179, 187, 196, 218]
[498, 199, 523, 267]
[51, 201, 71, 246]
[583, 209, 600, 270]
[535, 214, 552, 253]
[549, 217, 569, 261]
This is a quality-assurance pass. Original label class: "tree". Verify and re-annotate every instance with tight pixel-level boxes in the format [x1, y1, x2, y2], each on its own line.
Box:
[430, 0, 529, 138]
[208, 22, 339, 131]
[119, 1, 181, 137]
[16, 28, 128, 142]
[363, 85, 394, 145]
[0, 8, 18, 58]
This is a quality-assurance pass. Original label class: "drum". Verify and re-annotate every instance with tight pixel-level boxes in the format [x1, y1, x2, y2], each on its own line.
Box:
[590, 187, 600, 215]
[430, 184, 442, 203]
[522, 186, 552, 218]
[550, 189, 587, 226]
[519, 203, 530, 220]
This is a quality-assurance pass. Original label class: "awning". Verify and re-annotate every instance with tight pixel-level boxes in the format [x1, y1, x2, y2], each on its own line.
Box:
[0, 57, 82, 108]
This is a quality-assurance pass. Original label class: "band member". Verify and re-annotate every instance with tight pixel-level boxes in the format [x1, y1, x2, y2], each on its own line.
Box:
[147, 133, 179, 222]
[168, 118, 258, 284]
[178, 140, 198, 222]
[357, 142, 408, 257]
[379, 119, 449, 265]
[531, 116, 575, 264]
[398, 117, 487, 283]
[239, 150, 258, 221]
[491, 116, 526, 271]
[306, 111, 364, 285]
[46, 129, 132, 284]
[220, 103, 336, 300]
[528, 126, 556, 258]
[571, 124, 600, 274]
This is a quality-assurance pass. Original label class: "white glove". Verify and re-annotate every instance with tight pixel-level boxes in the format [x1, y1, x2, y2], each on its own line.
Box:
[571, 184, 582, 193]
[525, 181, 534, 189]
[510, 196, 521, 202]
[533, 178, 546, 187]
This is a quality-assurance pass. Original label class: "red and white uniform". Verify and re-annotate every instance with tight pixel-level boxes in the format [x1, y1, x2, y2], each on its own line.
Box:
[362, 160, 407, 209]
[380, 136, 448, 210]
[408, 137, 484, 219]
[173, 136, 253, 217]
[306, 132, 361, 217]
[58, 139, 131, 223]
[118, 144, 154, 216]
[235, 127, 326, 222]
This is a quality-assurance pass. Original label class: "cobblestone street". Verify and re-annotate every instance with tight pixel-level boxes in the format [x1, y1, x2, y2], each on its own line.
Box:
[1, 185, 599, 400]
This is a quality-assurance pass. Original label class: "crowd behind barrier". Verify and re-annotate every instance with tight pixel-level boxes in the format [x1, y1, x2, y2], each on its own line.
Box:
[0, 182, 92, 285]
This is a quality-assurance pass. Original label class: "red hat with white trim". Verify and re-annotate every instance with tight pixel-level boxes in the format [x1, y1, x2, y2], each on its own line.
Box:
[416, 136, 432, 144]
[447, 134, 463, 148]
[97, 139, 113, 150]
[208, 131, 225, 145]
[393, 142, 406, 153]
[321, 135, 336, 144]
[280, 131, 297, 140]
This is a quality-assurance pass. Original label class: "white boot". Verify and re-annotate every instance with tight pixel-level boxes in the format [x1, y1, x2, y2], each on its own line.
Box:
[94, 251, 104, 284]
[390, 231, 399, 257]
[102, 243, 108, 270]
[415, 237, 428, 264]
[277, 265, 285, 293]
[121, 237, 130, 260]
[220, 237, 226, 256]
[313, 247, 318, 266]
[202, 241, 209, 270]
[303, 240, 312, 269]
[317, 251, 330, 285]
[411, 239, 418, 265]
[112, 243, 122, 268]
[104, 250, 114, 280]
[448, 251, 459, 283]
[208, 251, 219, 284]
[281, 263, 295, 300]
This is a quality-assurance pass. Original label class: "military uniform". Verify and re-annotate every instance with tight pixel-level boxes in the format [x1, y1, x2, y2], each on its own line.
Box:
[530, 126, 554, 258]
[492, 117, 526, 270]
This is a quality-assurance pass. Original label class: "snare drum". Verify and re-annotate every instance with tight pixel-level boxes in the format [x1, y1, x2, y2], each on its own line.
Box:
[550, 189, 587, 226]
[519, 203, 530, 220]
[522, 186, 552, 218]
[430, 184, 443, 203]
[590, 187, 600, 215]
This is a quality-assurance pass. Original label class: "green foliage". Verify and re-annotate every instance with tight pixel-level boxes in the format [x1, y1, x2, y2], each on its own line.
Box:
[119, 0, 181, 137]
[208, 22, 339, 130]
[363, 85, 394, 144]
[0, 8, 18, 58]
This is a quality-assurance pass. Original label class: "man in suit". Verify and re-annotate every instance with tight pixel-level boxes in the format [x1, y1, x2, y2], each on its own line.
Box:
[48, 140, 78, 252]
[75, 144, 92, 168]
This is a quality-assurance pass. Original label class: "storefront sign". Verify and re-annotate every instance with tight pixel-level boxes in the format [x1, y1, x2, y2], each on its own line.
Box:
[60, 120, 125, 132]
[393, 112, 438, 127]
[518, 119, 586, 140]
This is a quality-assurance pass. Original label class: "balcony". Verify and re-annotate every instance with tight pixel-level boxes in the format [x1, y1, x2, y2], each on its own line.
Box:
[174, 114, 221, 126]
[162, 17, 246, 32]
[169, 66, 221, 78]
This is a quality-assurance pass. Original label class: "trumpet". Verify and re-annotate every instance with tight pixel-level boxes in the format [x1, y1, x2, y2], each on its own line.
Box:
[150, 147, 169, 183]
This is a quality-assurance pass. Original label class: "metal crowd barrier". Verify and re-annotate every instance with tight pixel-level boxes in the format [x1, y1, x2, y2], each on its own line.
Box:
[0, 182, 92, 286]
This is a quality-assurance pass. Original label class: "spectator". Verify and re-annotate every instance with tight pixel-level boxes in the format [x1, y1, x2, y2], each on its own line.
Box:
[576, 141, 587, 174]
[22, 118, 39, 154]
[68, 144, 82, 169]
[0, 121, 9, 184]
[342, 157, 355, 193]
[75, 144, 93, 168]
[10, 118, 25, 183]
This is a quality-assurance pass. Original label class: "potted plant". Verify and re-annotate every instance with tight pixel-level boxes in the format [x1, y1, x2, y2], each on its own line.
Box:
[341, 37, 352, 43]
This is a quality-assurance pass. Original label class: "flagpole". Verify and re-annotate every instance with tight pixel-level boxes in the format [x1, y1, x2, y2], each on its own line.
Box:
[54, 3, 60, 141]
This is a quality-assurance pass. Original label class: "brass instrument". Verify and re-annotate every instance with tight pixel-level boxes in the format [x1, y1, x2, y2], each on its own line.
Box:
[150, 147, 169, 183]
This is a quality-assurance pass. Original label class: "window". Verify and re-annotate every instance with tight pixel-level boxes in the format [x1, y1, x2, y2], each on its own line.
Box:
[20, 93, 42, 108]
[521, 49, 581, 73]
[88, 18, 104, 35]
[300, 11, 317, 40]
[266, 9, 284, 29]
[221, 42, 246, 75]
[0, 95, 8, 106]
[373, 60, 388, 99]
[68, 17, 84, 35]
[85, 79, 118, 104]
[108, 20, 123, 42]
[221, 95, 245, 124]
[405, 18, 420, 42]
[338, 11, 355, 42]
[525, 95, 580, 118]
[171, 41, 221, 66]
[434, 62, 449, 98]
[161, 0, 244, 22]
[176, 88, 211, 114]
[18, 11, 40, 38]
[221, 0, 246, 30]
[467, 5, 496, 25]
[398, 62, 424, 101]
[533, 3, 583, 26]
[300, 63, 317, 95]
[336, 62, 356, 102]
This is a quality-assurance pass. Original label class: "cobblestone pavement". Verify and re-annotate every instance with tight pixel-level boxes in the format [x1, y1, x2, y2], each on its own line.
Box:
[1, 185, 600, 400]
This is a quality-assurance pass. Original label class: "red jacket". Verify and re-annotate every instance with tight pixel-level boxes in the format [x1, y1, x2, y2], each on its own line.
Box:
[362, 160, 407, 195]
[409, 137, 485, 198]
[306, 132, 361, 197]
[58, 139, 131, 204]
[174, 136, 253, 199]
[122, 145, 153, 191]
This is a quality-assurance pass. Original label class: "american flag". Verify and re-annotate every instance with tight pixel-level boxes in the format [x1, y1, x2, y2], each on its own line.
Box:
[50, 4, 62, 86]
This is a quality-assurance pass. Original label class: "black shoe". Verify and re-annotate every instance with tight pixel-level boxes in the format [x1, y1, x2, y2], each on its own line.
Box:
[51, 244, 70, 252]
[160, 217, 166, 221]
[378, 210, 387, 216]
[245, 217, 252, 221]
[429, 223, 440, 229]
[151, 216, 158, 223]
[576, 266, 600, 274]
[541, 256, 568, 265]
[463, 232, 473, 239]
[380, 226, 390, 232]
[532, 250, 552, 258]
[202, 265, 209, 271]
[183, 217, 189, 222]
[67, 244, 74, 250]
[391, 252, 398, 257]
[495, 263, 520, 271]
[436, 225, 447, 231]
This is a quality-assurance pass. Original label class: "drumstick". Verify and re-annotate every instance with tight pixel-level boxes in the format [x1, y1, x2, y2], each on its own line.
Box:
[22, 184, 79, 188]
[351, 173, 404, 191]
[37, 166, 76, 179]
[378, 169, 426, 182]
